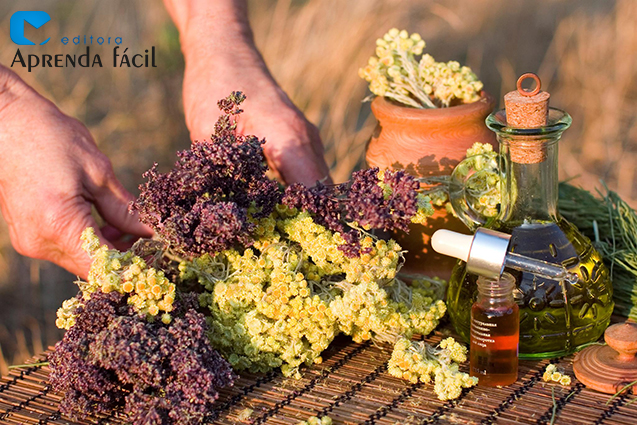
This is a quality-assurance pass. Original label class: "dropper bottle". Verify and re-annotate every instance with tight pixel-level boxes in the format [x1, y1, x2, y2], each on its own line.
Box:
[444, 73, 613, 358]
[470, 273, 519, 386]
[431, 228, 579, 283]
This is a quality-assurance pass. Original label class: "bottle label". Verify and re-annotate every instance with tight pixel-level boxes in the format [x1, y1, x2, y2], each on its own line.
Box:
[471, 318, 497, 348]
[470, 305, 519, 386]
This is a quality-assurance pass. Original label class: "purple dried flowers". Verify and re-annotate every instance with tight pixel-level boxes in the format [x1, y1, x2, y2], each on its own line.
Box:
[283, 168, 423, 256]
[49, 291, 235, 425]
[132, 91, 281, 256]
[133, 93, 429, 259]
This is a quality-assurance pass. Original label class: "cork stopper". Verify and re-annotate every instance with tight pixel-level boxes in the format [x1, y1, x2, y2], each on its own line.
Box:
[504, 73, 550, 164]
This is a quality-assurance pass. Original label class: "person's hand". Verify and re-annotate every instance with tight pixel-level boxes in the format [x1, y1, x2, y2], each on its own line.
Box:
[165, 0, 331, 187]
[0, 68, 152, 278]
[183, 68, 330, 186]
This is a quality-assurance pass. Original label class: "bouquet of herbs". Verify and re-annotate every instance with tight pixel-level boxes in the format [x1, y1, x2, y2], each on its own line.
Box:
[50, 93, 475, 424]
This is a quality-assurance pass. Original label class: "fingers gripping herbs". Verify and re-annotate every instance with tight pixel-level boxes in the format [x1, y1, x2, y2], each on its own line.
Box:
[50, 92, 467, 424]
[131, 92, 281, 257]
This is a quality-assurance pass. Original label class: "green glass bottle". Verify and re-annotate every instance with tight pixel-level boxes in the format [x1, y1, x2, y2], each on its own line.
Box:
[446, 75, 613, 359]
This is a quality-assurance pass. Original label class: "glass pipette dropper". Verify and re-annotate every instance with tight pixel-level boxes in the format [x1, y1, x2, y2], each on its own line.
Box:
[505, 251, 578, 283]
[431, 228, 579, 283]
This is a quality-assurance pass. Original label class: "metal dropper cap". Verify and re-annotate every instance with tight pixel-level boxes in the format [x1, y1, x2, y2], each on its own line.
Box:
[432, 228, 579, 283]
[431, 228, 510, 280]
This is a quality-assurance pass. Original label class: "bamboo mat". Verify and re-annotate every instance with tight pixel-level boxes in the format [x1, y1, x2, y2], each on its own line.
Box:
[1, 331, 636, 425]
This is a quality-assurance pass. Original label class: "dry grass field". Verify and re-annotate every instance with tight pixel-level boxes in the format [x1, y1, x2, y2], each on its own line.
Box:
[0, 0, 635, 372]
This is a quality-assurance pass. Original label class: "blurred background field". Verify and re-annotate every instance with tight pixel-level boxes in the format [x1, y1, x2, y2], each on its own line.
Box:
[0, 0, 635, 373]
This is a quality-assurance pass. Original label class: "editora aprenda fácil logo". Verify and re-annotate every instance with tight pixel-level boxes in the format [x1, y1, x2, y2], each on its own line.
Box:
[9, 10, 157, 72]
[10, 11, 51, 45]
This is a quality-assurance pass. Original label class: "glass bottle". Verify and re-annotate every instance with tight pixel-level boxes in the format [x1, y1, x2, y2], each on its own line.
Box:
[446, 75, 613, 359]
[470, 273, 519, 387]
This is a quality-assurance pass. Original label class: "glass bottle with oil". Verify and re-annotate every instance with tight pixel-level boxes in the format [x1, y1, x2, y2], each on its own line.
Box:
[470, 273, 519, 386]
[447, 74, 613, 359]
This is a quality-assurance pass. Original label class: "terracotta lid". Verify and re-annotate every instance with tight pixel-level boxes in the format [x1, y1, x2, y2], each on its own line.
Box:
[573, 322, 637, 395]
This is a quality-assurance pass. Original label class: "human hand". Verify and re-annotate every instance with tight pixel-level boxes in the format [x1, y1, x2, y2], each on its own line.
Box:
[168, 0, 331, 187]
[0, 68, 153, 278]
[183, 66, 330, 186]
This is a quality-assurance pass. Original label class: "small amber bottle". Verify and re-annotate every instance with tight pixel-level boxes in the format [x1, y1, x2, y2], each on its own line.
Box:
[470, 272, 519, 386]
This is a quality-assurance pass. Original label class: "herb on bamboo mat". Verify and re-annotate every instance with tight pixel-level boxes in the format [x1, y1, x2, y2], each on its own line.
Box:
[130, 93, 445, 378]
[558, 183, 637, 320]
[605, 379, 637, 405]
[387, 337, 477, 400]
[297, 416, 333, 425]
[542, 364, 572, 386]
[49, 291, 235, 424]
[49, 93, 468, 425]
[550, 387, 557, 425]
[237, 407, 253, 422]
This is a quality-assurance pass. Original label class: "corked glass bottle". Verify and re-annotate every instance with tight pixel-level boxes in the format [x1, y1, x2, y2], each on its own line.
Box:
[447, 74, 614, 359]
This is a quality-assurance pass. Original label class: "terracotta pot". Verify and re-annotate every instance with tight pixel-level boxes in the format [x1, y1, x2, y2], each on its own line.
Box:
[366, 92, 496, 279]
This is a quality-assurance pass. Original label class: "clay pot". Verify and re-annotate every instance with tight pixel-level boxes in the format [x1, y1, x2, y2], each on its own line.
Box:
[366, 92, 496, 279]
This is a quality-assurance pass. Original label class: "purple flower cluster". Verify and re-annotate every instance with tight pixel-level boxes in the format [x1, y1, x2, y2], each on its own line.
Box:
[132, 91, 281, 257]
[283, 168, 421, 256]
[49, 292, 235, 425]
[345, 168, 419, 232]
[133, 92, 424, 259]
[283, 182, 345, 233]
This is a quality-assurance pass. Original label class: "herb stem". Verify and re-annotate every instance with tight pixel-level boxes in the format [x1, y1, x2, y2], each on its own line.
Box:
[550, 387, 557, 425]
[8, 361, 49, 370]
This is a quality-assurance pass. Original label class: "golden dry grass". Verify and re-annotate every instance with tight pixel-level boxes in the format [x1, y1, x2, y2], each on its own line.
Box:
[0, 0, 635, 368]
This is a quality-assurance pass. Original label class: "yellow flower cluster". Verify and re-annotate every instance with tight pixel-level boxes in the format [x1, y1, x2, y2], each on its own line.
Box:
[359, 28, 483, 108]
[465, 141, 495, 158]
[391, 280, 448, 336]
[410, 276, 447, 300]
[418, 55, 483, 107]
[330, 280, 446, 343]
[279, 212, 403, 284]
[237, 408, 253, 422]
[192, 237, 338, 378]
[452, 142, 501, 218]
[55, 228, 176, 330]
[55, 297, 83, 330]
[388, 337, 477, 401]
[542, 364, 572, 386]
[184, 208, 448, 378]
[358, 29, 426, 107]
[297, 416, 333, 425]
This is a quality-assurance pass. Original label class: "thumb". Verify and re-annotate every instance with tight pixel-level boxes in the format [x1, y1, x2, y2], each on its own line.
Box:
[50, 213, 115, 280]
[91, 177, 154, 238]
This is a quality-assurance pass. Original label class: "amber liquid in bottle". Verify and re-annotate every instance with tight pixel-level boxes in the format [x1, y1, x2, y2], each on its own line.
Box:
[470, 273, 519, 387]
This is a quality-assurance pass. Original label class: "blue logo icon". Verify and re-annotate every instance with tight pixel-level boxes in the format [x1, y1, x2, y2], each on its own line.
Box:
[10, 11, 51, 45]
